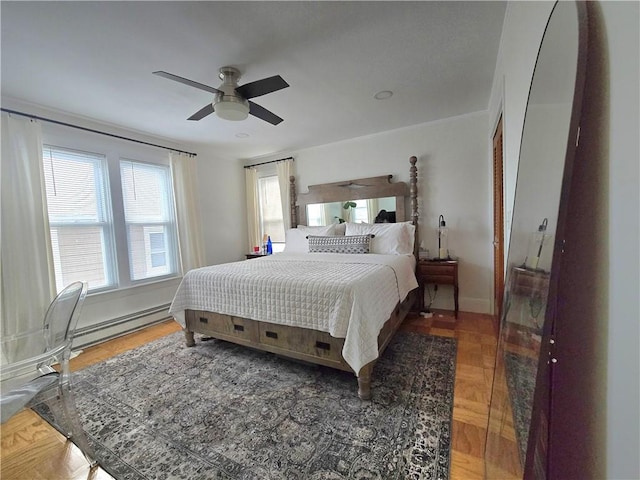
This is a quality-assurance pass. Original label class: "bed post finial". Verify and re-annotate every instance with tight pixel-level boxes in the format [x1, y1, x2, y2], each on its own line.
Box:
[409, 156, 418, 224]
[409, 156, 419, 259]
[290, 175, 297, 227]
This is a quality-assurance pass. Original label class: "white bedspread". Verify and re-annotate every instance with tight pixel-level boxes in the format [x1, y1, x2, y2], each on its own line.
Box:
[169, 252, 418, 373]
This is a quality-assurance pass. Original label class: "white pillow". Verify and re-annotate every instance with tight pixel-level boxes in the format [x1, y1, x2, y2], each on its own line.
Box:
[333, 222, 346, 235]
[283, 229, 308, 253]
[345, 222, 415, 255]
[284, 224, 338, 253]
[296, 224, 338, 235]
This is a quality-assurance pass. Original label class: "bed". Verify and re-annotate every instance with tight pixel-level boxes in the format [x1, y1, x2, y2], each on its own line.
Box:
[169, 156, 420, 399]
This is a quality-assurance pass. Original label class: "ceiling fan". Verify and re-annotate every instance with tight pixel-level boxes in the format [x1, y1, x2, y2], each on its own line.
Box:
[153, 66, 289, 125]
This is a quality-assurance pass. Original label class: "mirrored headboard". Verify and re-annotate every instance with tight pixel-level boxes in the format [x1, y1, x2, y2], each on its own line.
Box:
[301, 196, 398, 226]
[289, 156, 419, 255]
[293, 175, 410, 225]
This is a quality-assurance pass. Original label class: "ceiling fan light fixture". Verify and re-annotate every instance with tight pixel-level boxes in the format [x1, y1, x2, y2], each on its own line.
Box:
[374, 90, 393, 100]
[154, 67, 288, 125]
[215, 100, 250, 121]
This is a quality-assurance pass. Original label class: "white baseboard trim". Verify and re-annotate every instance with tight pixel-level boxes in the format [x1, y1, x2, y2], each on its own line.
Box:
[460, 297, 491, 314]
[73, 304, 174, 349]
[428, 294, 491, 315]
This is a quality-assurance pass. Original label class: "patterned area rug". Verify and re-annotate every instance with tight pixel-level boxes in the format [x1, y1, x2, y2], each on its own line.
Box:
[36, 331, 456, 480]
[505, 351, 538, 464]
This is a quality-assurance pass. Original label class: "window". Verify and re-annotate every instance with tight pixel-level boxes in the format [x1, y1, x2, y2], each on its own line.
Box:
[306, 204, 325, 226]
[257, 175, 285, 246]
[43, 146, 115, 292]
[148, 232, 167, 268]
[43, 145, 178, 293]
[121, 160, 177, 281]
[352, 199, 370, 223]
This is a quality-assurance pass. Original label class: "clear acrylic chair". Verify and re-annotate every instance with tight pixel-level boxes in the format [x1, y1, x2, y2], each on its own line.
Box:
[0, 281, 98, 467]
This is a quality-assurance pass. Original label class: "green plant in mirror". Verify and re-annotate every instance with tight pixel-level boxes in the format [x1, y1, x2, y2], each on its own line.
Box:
[335, 201, 357, 223]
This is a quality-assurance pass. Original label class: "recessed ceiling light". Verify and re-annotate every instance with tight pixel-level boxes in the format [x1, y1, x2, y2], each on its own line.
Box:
[374, 90, 393, 100]
[235, 132, 249, 138]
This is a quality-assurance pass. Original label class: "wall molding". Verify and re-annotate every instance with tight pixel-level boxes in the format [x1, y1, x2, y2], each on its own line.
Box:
[73, 304, 173, 349]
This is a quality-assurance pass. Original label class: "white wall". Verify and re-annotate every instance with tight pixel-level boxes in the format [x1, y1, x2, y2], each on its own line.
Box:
[195, 147, 247, 266]
[599, 2, 640, 477]
[236, 111, 493, 313]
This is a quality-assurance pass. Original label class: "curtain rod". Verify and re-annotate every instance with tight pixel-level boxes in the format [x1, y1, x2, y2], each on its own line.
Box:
[1, 107, 197, 157]
[244, 156, 294, 169]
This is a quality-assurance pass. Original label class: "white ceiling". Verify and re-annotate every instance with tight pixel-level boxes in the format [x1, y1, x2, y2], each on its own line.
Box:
[1, 1, 506, 159]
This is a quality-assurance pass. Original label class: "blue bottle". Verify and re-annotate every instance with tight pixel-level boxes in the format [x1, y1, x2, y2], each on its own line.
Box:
[266, 236, 273, 255]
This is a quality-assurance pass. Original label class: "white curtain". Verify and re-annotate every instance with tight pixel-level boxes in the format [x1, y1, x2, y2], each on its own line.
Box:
[170, 152, 206, 273]
[1, 115, 56, 361]
[367, 198, 380, 223]
[245, 167, 261, 250]
[322, 205, 334, 226]
[276, 159, 293, 230]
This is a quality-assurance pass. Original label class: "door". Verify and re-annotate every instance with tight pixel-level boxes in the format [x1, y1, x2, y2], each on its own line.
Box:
[492, 115, 505, 325]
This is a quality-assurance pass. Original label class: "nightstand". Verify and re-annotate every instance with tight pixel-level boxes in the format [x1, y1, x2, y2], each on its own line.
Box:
[510, 266, 550, 297]
[417, 259, 459, 318]
[245, 252, 268, 259]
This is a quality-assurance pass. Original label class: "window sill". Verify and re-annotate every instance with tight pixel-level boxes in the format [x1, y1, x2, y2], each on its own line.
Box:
[87, 276, 182, 299]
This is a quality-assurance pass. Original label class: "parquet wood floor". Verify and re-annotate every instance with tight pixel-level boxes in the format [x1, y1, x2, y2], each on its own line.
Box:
[1, 310, 497, 480]
[401, 310, 497, 479]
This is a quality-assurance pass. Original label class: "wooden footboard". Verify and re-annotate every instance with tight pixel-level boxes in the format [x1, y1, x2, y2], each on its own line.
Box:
[183, 289, 417, 400]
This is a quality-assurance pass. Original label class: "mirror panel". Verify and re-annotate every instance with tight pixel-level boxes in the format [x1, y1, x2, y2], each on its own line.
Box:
[293, 174, 410, 227]
[306, 197, 397, 226]
[485, 1, 585, 478]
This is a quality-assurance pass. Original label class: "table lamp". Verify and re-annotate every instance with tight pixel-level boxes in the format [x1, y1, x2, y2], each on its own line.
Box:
[438, 214, 449, 260]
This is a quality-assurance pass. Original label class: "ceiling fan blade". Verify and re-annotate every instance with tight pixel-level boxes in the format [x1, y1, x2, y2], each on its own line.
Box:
[236, 75, 289, 99]
[153, 71, 221, 95]
[249, 101, 283, 125]
[188, 103, 215, 121]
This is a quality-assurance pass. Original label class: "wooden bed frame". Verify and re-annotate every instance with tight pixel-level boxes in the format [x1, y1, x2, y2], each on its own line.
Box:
[183, 156, 419, 399]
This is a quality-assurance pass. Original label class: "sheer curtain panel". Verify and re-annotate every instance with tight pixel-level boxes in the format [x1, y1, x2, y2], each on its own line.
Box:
[276, 159, 293, 230]
[170, 152, 205, 273]
[245, 167, 261, 251]
[1, 115, 56, 362]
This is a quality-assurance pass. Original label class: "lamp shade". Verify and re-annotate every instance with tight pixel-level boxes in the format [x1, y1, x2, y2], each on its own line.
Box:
[215, 100, 249, 121]
[525, 218, 553, 271]
[438, 214, 449, 259]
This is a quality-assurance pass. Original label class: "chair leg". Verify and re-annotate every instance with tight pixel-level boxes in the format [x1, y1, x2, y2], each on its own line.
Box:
[55, 355, 99, 468]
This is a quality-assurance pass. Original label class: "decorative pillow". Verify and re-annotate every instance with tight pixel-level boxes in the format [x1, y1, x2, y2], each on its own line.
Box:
[307, 235, 373, 254]
[284, 224, 338, 253]
[345, 222, 415, 255]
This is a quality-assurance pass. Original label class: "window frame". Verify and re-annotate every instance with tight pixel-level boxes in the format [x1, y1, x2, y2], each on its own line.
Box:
[43, 145, 118, 294]
[41, 126, 181, 295]
[119, 158, 180, 285]
[255, 167, 286, 252]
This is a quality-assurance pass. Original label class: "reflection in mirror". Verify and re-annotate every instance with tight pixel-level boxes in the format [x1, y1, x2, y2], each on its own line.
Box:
[485, 1, 585, 478]
[306, 197, 396, 226]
